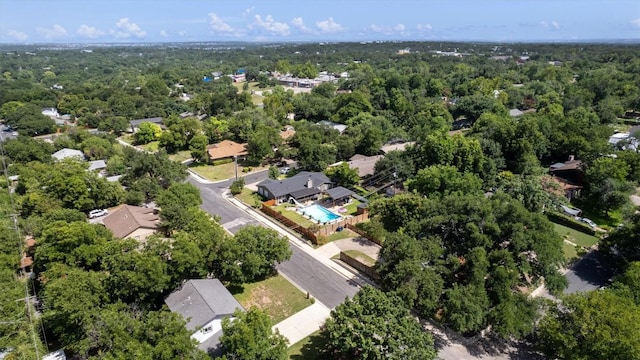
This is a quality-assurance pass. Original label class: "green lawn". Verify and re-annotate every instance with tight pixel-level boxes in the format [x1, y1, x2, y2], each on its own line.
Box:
[168, 150, 192, 162]
[343, 199, 362, 215]
[343, 249, 376, 266]
[232, 275, 314, 324]
[272, 204, 315, 227]
[553, 223, 599, 248]
[287, 330, 328, 360]
[235, 188, 263, 207]
[562, 242, 579, 262]
[327, 228, 358, 242]
[142, 141, 159, 152]
[189, 162, 236, 181]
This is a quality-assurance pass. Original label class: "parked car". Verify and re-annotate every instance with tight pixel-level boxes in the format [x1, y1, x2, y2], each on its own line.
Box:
[578, 217, 597, 228]
[280, 166, 290, 174]
[88, 209, 108, 218]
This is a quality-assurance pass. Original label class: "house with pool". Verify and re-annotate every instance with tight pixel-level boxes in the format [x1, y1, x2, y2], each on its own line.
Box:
[257, 171, 332, 205]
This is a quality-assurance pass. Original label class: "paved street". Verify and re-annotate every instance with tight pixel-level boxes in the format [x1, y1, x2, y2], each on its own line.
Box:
[188, 173, 359, 308]
[564, 250, 617, 294]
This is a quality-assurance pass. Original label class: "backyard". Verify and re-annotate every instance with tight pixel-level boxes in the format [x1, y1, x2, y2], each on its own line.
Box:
[272, 203, 316, 227]
[231, 274, 314, 324]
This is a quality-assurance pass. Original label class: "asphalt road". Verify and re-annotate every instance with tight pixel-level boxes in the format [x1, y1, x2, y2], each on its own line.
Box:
[189, 170, 359, 308]
[564, 250, 617, 294]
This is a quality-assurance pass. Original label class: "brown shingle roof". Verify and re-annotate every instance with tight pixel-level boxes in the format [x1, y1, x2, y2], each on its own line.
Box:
[207, 140, 248, 161]
[102, 205, 160, 239]
[346, 154, 383, 177]
[279, 127, 296, 140]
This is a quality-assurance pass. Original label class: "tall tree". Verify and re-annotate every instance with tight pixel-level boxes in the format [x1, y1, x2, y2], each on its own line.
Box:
[323, 286, 437, 360]
[220, 308, 288, 360]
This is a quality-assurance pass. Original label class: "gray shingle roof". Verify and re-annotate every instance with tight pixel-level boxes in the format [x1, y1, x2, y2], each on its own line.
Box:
[165, 279, 244, 332]
[52, 148, 84, 161]
[130, 117, 163, 127]
[258, 171, 331, 198]
[88, 159, 107, 171]
[325, 186, 355, 200]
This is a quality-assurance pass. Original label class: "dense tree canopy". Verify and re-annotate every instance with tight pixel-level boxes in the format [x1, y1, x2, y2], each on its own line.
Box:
[323, 286, 437, 360]
[220, 308, 288, 360]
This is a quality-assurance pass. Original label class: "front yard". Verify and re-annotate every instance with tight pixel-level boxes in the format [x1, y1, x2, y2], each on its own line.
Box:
[232, 274, 314, 324]
[287, 330, 328, 359]
[189, 162, 236, 181]
[553, 223, 599, 248]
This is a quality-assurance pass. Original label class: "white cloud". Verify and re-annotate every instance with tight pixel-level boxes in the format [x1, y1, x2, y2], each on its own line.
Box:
[178, 31, 187, 37]
[292, 17, 312, 33]
[159, 30, 169, 38]
[242, 6, 255, 17]
[369, 24, 406, 36]
[416, 23, 432, 31]
[208, 12, 234, 33]
[7, 29, 28, 41]
[316, 17, 342, 33]
[36, 24, 67, 39]
[77, 24, 104, 38]
[631, 18, 640, 28]
[540, 20, 560, 30]
[253, 14, 290, 36]
[113, 18, 146, 38]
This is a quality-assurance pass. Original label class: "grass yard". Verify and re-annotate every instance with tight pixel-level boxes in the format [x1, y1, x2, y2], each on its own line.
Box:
[189, 162, 236, 181]
[578, 206, 623, 230]
[142, 141, 159, 152]
[168, 150, 192, 163]
[232, 275, 314, 324]
[327, 228, 358, 242]
[553, 223, 599, 248]
[287, 330, 328, 360]
[343, 249, 376, 267]
[272, 203, 315, 227]
[118, 134, 134, 144]
[235, 188, 263, 207]
[562, 242, 579, 262]
[343, 199, 362, 215]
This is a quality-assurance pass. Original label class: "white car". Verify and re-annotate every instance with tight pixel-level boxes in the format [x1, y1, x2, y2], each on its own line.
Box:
[88, 209, 108, 218]
[280, 166, 290, 174]
[579, 217, 597, 228]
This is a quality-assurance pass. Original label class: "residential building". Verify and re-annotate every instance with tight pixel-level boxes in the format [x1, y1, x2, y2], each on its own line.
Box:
[102, 205, 161, 241]
[128, 117, 163, 133]
[52, 148, 85, 162]
[87, 159, 107, 172]
[344, 154, 383, 178]
[257, 171, 332, 204]
[165, 279, 244, 357]
[207, 140, 248, 162]
[549, 155, 584, 200]
[380, 141, 415, 154]
[317, 120, 347, 134]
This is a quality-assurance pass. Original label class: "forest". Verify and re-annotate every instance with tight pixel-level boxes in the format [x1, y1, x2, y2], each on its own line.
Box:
[1, 40, 639, 359]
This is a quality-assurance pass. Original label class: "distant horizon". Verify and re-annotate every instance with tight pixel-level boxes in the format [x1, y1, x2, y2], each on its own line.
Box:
[1, 0, 638, 44]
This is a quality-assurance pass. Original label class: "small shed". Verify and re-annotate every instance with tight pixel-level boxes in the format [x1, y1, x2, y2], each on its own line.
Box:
[325, 186, 355, 206]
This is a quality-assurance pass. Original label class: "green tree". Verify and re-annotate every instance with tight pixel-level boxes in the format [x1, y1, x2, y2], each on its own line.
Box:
[585, 157, 633, 215]
[407, 164, 483, 197]
[134, 121, 163, 145]
[325, 162, 360, 188]
[537, 290, 640, 360]
[268, 165, 280, 180]
[323, 286, 437, 360]
[189, 133, 209, 163]
[219, 226, 291, 284]
[156, 183, 202, 232]
[220, 308, 288, 360]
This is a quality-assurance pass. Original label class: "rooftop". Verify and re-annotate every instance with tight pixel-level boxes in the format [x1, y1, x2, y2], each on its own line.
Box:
[207, 140, 248, 160]
[345, 154, 383, 177]
[102, 205, 160, 239]
[52, 148, 85, 161]
[258, 171, 331, 198]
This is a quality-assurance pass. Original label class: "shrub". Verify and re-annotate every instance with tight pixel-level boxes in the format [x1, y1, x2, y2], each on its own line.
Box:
[230, 178, 245, 195]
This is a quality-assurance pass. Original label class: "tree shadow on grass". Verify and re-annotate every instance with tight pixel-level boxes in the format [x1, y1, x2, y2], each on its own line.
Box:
[289, 330, 330, 360]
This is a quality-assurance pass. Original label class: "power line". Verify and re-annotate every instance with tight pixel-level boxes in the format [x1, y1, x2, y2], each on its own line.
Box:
[0, 139, 44, 358]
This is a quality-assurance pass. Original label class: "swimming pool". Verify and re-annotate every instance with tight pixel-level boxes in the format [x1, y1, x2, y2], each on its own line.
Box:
[300, 204, 341, 223]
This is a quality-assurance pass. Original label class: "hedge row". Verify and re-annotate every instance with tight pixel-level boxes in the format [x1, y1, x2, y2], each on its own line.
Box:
[546, 211, 596, 235]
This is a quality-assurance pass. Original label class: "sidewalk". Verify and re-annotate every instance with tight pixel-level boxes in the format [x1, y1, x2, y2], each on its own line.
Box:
[272, 301, 331, 346]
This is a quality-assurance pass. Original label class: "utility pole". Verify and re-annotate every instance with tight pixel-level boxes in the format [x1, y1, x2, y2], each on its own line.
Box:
[392, 165, 397, 196]
[234, 155, 238, 181]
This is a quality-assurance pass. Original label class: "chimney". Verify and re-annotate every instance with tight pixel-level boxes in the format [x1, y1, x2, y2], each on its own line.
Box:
[306, 176, 313, 188]
[568, 155, 575, 162]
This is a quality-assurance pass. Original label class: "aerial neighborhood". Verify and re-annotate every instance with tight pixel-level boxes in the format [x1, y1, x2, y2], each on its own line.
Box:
[1, 29, 640, 360]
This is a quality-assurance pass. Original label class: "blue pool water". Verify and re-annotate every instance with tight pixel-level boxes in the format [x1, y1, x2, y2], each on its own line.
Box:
[301, 204, 341, 223]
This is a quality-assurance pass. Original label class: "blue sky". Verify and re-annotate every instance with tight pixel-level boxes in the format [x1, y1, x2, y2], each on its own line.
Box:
[0, 0, 638, 43]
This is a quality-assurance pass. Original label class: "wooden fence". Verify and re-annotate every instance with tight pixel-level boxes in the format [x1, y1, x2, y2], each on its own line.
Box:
[339, 251, 379, 281]
[260, 202, 369, 244]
